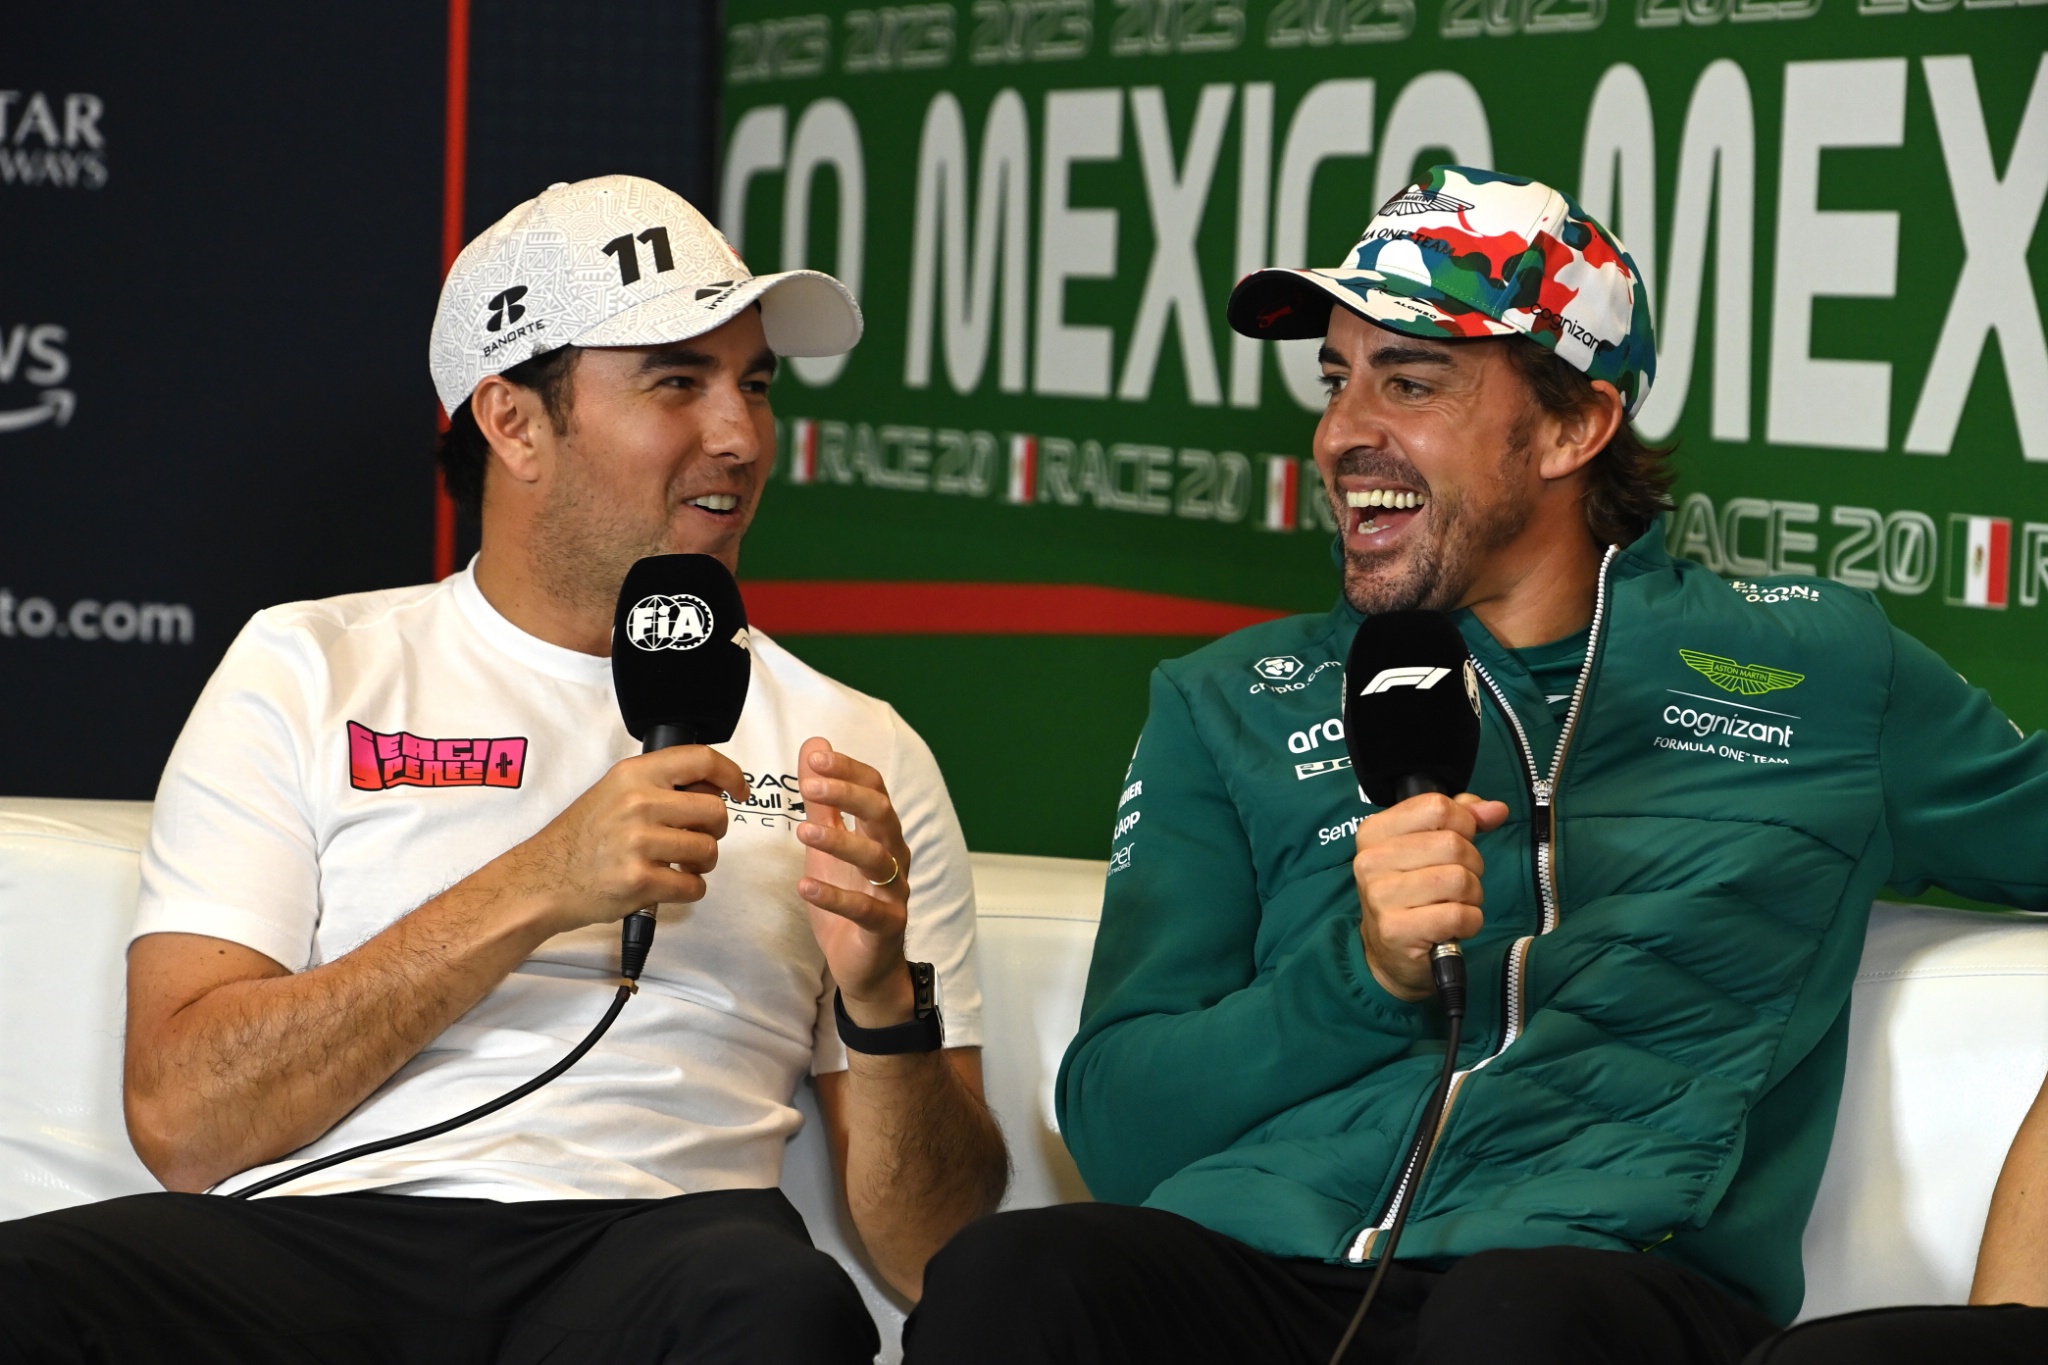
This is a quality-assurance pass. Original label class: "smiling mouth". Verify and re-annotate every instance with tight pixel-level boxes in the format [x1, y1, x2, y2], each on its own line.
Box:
[686, 493, 741, 516]
[1343, 487, 1429, 539]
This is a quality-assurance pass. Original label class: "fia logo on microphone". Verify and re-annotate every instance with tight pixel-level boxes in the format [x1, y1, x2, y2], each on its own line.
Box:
[626, 593, 713, 651]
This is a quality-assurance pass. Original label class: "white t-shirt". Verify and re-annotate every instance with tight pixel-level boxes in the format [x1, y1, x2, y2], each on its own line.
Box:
[134, 563, 982, 1201]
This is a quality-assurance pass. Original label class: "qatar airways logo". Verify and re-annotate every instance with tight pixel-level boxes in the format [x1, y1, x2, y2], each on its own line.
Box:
[0, 91, 107, 189]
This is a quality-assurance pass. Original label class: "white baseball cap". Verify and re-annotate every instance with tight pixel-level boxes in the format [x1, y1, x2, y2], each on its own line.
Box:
[428, 174, 862, 412]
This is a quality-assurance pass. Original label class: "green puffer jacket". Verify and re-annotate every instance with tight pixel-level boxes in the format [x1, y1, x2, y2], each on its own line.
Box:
[1056, 526, 2048, 1324]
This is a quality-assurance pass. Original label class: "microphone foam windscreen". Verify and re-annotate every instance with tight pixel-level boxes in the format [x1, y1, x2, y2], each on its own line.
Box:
[1344, 611, 1483, 806]
[611, 554, 753, 745]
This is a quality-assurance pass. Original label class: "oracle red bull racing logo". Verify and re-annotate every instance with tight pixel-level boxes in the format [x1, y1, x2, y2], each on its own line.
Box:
[347, 722, 528, 791]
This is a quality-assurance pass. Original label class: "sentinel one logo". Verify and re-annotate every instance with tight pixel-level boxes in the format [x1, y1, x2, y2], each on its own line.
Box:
[626, 593, 713, 651]
[1359, 665, 1450, 695]
[485, 286, 528, 332]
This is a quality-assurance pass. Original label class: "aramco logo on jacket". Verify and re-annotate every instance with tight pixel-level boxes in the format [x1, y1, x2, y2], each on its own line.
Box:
[1679, 650, 1805, 697]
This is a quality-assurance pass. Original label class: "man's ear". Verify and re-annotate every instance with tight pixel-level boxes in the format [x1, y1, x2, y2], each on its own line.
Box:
[1538, 379, 1626, 482]
[472, 376, 549, 485]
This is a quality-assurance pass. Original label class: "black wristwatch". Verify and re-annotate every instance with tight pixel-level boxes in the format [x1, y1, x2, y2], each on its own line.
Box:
[834, 961, 945, 1055]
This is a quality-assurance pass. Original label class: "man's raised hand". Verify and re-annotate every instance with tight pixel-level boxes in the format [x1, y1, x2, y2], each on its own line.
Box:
[794, 736, 917, 1028]
[1353, 791, 1511, 1001]
[509, 745, 749, 937]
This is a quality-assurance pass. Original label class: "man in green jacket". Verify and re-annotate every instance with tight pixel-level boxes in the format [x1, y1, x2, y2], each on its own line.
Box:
[904, 166, 2048, 1364]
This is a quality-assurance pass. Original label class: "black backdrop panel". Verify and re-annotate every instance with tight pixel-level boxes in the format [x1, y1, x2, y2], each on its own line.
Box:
[453, 0, 724, 569]
[1, 1, 721, 799]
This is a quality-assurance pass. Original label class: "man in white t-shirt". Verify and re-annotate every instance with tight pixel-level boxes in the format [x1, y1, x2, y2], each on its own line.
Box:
[0, 176, 1006, 1365]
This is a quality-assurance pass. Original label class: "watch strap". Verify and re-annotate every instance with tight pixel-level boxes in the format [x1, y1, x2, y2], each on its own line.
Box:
[834, 961, 945, 1055]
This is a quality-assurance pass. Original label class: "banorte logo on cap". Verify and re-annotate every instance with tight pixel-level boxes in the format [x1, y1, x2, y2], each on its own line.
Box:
[626, 593, 714, 651]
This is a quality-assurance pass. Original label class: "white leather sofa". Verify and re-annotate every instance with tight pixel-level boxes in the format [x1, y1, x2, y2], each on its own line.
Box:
[2, 796, 2043, 1361]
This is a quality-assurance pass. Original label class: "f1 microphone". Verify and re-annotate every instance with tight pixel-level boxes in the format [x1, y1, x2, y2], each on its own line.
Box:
[1341, 608, 1482, 1010]
[610, 554, 753, 980]
[1329, 610, 1484, 1363]
[1343, 611, 1482, 807]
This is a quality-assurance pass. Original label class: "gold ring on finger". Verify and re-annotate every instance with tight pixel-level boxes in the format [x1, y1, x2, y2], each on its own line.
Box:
[868, 854, 902, 888]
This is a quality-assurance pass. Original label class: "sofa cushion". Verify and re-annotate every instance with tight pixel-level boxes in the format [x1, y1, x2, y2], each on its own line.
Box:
[0, 798, 160, 1217]
[1, 795, 2042, 1356]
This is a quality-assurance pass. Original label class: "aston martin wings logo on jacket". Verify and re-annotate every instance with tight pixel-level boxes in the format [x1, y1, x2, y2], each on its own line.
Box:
[1679, 650, 1806, 697]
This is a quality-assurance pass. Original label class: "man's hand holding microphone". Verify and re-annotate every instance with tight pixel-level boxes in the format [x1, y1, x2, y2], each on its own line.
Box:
[1353, 791, 1509, 1001]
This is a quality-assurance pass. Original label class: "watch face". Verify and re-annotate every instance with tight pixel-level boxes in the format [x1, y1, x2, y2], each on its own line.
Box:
[906, 962, 943, 1049]
[911, 960, 939, 1016]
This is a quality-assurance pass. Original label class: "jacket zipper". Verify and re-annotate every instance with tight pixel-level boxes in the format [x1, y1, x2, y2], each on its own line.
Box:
[1347, 547, 1618, 1262]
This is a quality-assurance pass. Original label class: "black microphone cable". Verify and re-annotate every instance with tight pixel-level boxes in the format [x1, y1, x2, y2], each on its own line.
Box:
[1326, 943, 1468, 1365]
[227, 978, 636, 1200]
[230, 726, 694, 1200]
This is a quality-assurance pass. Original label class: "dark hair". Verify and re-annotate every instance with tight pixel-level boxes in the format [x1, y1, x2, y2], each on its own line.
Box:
[434, 345, 581, 518]
[1502, 339, 1674, 549]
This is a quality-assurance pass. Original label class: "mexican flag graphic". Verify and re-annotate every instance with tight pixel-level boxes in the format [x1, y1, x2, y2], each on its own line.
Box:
[787, 418, 818, 486]
[1264, 456, 1299, 533]
[1947, 515, 2011, 609]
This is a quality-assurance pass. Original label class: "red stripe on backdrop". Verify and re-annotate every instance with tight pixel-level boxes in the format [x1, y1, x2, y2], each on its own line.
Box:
[1989, 519, 2011, 607]
[433, 0, 472, 582]
[741, 582, 1290, 636]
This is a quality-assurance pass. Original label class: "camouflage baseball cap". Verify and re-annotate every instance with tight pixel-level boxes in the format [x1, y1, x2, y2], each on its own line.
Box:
[1226, 165, 1656, 416]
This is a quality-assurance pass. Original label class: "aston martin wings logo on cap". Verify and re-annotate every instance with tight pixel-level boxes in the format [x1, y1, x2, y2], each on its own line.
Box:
[1679, 650, 1806, 697]
[1376, 186, 1475, 217]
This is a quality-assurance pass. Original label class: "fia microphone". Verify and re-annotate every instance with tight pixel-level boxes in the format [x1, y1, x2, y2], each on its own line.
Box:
[610, 554, 753, 980]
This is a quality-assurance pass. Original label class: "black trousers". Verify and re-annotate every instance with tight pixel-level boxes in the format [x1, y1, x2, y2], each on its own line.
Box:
[0, 1187, 877, 1365]
[904, 1203, 1779, 1365]
[1742, 1304, 2048, 1364]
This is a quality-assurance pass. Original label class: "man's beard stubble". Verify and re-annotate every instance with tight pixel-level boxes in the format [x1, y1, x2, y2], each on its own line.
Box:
[1334, 413, 1538, 616]
[529, 455, 676, 626]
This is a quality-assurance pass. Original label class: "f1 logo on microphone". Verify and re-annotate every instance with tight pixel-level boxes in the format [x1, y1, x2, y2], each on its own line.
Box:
[1360, 666, 1450, 695]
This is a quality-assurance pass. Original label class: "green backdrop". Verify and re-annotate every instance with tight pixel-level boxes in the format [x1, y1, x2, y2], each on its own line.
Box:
[723, 0, 2047, 863]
